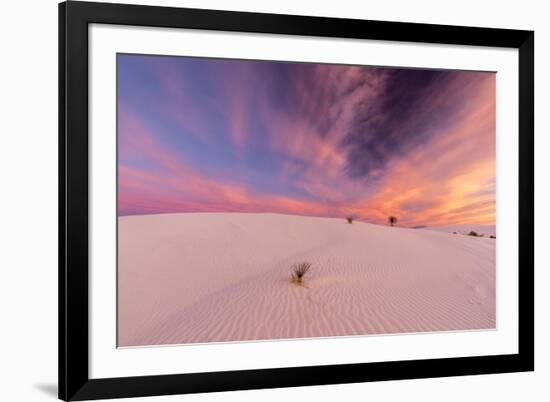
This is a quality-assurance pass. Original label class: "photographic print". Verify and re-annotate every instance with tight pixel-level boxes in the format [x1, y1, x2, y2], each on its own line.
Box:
[117, 54, 496, 348]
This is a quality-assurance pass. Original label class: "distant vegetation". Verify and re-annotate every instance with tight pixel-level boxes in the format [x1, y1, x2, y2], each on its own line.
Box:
[290, 262, 312, 285]
[457, 231, 495, 238]
[388, 216, 397, 227]
[346, 216, 354, 224]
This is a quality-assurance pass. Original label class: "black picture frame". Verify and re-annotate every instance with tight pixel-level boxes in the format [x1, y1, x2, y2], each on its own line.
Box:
[59, 1, 534, 400]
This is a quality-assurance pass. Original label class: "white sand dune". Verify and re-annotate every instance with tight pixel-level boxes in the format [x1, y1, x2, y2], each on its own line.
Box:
[118, 213, 496, 347]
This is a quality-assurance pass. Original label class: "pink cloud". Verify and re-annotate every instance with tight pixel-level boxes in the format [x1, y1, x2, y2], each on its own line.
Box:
[347, 74, 496, 226]
[147, 61, 214, 144]
[119, 62, 496, 228]
[118, 107, 336, 217]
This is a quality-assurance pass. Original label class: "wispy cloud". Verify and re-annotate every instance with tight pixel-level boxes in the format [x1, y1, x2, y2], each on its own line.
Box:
[118, 54, 495, 226]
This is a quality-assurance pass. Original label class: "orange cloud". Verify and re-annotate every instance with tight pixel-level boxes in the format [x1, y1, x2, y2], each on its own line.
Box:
[349, 74, 496, 227]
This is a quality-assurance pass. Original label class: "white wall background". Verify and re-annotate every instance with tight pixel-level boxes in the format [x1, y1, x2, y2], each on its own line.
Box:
[0, 0, 546, 401]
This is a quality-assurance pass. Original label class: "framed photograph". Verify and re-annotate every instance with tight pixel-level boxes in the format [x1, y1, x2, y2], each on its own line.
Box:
[59, 1, 534, 400]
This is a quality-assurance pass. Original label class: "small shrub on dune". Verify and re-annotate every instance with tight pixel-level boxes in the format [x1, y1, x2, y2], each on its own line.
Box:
[468, 231, 479, 237]
[490, 235, 496, 239]
[290, 262, 312, 285]
[388, 216, 397, 227]
[346, 216, 354, 224]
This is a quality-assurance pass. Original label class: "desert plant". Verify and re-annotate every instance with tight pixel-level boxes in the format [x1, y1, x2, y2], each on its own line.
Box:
[490, 235, 496, 239]
[388, 216, 397, 227]
[346, 216, 354, 224]
[290, 262, 312, 285]
[468, 231, 479, 237]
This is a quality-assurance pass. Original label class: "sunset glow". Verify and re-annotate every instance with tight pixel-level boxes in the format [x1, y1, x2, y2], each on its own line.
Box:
[118, 55, 496, 227]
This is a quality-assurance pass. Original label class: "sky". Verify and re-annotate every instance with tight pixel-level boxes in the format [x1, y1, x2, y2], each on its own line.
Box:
[117, 54, 496, 227]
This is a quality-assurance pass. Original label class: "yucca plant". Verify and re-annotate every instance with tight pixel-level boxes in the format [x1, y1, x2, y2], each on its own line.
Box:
[346, 216, 354, 224]
[290, 262, 312, 285]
